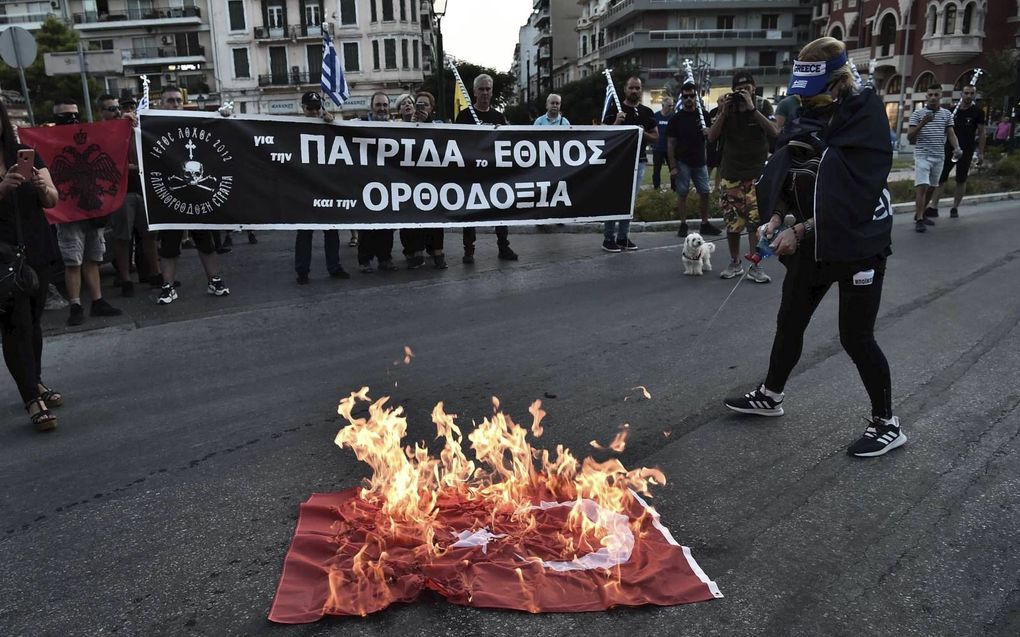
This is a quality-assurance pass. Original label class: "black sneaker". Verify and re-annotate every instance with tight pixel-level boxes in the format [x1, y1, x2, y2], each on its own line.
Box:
[924, 207, 938, 218]
[699, 221, 723, 236]
[677, 222, 689, 238]
[498, 247, 519, 261]
[462, 252, 475, 264]
[949, 207, 959, 218]
[602, 240, 622, 253]
[329, 268, 351, 280]
[67, 303, 84, 326]
[90, 298, 123, 317]
[296, 273, 310, 285]
[914, 219, 926, 233]
[618, 239, 639, 251]
[724, 385, 784, 417]
[433, 254, 448, 269]
[847, 416, 907, 457]
[121, 280, 135, 297]
[922, 217, 935, 226]
[207, 277, 230, 296]
[378, 260, 399, 271]
[407, 255, 426, 269]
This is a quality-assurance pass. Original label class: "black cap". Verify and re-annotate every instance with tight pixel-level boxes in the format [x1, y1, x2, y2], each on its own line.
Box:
[301, 91, 322, 106]
[732, 71, 755, 89]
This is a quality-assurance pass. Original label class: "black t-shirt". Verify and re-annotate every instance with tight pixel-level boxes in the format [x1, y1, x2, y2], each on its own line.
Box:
[666, 108, 710, 167]
[0, 144, 59, 268]
[603, 103, 657, 163]
[948, 103, 985, 152]
[455, 107, 507, 125]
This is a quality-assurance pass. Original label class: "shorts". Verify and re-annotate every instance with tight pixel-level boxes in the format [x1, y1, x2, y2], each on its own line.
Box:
[108, 192, 149, 241]
[56, 219, 106, 266]
[158, 229, 216, 259]
[674, 162, 711, 195]
[719, 178, 760, 234]
[913, 154, 943, 187]
[938, 148, 972, 185]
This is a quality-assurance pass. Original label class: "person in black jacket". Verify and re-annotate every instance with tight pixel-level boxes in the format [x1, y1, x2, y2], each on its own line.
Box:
[724, 37, 904, 458]
[0, 101, 63, 431]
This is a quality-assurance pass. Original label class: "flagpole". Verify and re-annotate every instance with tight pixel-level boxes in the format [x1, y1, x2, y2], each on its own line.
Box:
[603, 68, 622, 112]
[682, 58, 706, 129]
[448, 58, 480, 125]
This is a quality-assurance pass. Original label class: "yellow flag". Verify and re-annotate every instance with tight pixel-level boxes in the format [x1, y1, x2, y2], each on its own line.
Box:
[453, 88, 469, 121]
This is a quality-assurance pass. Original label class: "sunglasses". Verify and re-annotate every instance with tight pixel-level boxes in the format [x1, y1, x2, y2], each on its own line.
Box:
[103, 106, 121, 112]
[54, 113, 80, 121]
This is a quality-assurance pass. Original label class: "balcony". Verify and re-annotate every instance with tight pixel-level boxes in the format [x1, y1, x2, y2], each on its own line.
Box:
[920, 33, 983, 64]
[254, 23, 333, 42]
[603, 28, 797, 55]
[604, 0, 808, 29]
[122, 45, 206, 65]
[73, 2, 201, 29]
[0, 11, 55, 29]
[647, 65, 793, 83]
[258, 71, 320, 87]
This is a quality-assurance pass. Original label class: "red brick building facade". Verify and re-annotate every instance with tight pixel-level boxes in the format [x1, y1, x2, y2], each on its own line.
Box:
[812, 0, 1018, 142]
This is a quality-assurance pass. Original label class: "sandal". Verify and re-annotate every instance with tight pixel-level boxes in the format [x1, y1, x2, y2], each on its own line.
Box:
[38, 384, 63, 407]
[26, 398, 58, 432]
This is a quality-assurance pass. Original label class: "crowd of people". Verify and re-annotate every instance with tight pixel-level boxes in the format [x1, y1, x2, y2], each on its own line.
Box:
[0, 35, 995, 455]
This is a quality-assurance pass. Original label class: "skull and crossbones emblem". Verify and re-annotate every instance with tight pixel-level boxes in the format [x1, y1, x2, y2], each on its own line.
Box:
[168, 140, 219, 192]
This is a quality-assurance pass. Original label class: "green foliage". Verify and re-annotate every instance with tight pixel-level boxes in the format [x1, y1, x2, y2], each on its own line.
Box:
[505, 64, 645, 125]
[0, 17, 104, 124]
[991, 153, 1020, 178]
[418, 61, 514, 120]
[979, 50, 1019, 102]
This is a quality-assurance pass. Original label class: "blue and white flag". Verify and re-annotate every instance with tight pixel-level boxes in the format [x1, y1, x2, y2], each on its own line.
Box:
[600, 80, 615, 122]
[321, 27, 349, 106]
[138, 75, 151, 111]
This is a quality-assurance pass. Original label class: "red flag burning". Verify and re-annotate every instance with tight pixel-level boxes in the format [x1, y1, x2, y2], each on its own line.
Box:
[269, 388, 722, 623]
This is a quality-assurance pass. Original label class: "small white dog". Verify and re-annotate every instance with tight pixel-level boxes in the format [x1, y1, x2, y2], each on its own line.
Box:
[681, 232, 715, 276]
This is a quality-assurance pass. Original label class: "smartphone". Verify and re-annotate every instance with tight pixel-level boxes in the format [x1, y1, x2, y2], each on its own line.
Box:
[14, 149, 35, 179]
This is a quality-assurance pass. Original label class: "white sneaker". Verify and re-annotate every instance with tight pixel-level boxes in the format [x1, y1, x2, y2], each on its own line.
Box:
[720, 261, 744, 279]
[156, 283, 177, 305]
[747, 263, 771, 283]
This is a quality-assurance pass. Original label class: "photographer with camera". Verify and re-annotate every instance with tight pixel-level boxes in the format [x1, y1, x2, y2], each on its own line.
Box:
[707, 71, 778, 283]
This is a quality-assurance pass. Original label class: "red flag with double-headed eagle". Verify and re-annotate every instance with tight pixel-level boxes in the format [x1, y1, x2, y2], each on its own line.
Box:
[18, 119, 132, 224]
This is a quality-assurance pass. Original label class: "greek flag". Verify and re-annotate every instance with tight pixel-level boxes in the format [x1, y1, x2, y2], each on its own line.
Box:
[600, 81, 615, 122]
[321, 28, 349, 106]
[138, 75, 150, 111]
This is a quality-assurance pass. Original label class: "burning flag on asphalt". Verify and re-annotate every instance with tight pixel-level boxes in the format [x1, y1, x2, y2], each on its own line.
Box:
[269, 389, 722, 622]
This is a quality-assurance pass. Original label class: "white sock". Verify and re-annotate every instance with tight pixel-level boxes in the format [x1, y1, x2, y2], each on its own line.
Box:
[876, 415, 899, 428]
[69, 298, 80, 306]
[761, 386, 784, 401]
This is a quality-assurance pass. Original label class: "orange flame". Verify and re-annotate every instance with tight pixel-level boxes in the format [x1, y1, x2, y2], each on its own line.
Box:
[333, 388, 666, 569]
[590, 424, 630, 453]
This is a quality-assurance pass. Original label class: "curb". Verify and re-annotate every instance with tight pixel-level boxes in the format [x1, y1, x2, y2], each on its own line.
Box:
[468, 190, 1020, 235]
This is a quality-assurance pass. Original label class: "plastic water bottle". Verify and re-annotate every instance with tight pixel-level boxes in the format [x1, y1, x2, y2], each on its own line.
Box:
[746, 214, 796, 264]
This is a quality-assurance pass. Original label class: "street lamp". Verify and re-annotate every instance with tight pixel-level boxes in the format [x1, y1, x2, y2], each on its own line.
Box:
[433, 0, 448, 120]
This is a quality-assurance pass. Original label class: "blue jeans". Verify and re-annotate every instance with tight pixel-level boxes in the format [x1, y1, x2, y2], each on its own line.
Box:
[605, 162, 644, 242]
[674, 161, 711, 194]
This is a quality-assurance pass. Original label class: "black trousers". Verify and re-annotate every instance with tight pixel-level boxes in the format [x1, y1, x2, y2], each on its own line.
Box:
[357, 230, 393, 265]
[295, 230, 341, 274]
[1, 269, 49, 404]
[462, 227, 509, 253]
[651, 149, 669, 189]
[764, 252, 892, 418]
[399, 229, 425, 256]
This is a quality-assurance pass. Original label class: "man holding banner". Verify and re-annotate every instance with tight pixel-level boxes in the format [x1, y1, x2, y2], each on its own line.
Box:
[602, 75, 657, 253]
[154, 87, 231, 304]
[454, 74, 518, 263]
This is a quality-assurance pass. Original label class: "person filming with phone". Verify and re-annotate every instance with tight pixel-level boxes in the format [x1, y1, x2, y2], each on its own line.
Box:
[0, 100, 64, 431]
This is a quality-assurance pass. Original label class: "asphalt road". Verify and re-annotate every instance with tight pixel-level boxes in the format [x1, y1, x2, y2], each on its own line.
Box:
[2, 200, 1018, 637]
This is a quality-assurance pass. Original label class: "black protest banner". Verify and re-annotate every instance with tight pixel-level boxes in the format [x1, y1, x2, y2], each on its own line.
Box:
[138, 112, 642, 230]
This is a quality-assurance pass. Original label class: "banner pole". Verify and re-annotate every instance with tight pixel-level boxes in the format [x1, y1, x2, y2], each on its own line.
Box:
[447, 59, 480, 125]
[603, 68, 622, 113]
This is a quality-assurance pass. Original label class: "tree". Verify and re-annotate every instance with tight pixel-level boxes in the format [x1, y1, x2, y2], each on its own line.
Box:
[505, 64, 644, 125]
[419, 61, 515, 119]
[979, 49, 1019, 116]
[0, 17, 104, 124]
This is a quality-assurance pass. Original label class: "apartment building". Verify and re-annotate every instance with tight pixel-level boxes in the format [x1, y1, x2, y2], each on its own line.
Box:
[811, 0, 1016, 137]
[574, 0, 610, 80]
[59, 1, 215, 102]
[0, 0, 63, 29]
[210, 0, 432, 116]
[529, 0, 581, 92]
[598, 0, 813, 99]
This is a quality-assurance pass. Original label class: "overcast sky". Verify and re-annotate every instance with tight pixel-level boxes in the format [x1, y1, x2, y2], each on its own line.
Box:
[440, 0, 534, 72]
